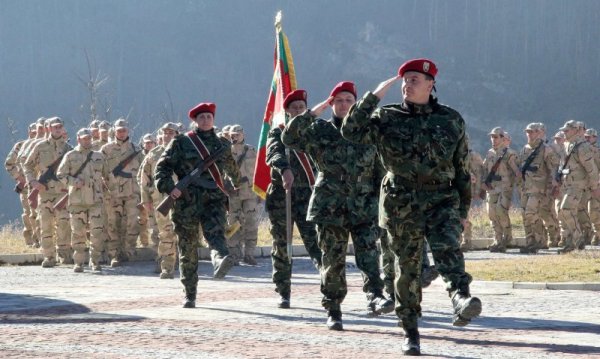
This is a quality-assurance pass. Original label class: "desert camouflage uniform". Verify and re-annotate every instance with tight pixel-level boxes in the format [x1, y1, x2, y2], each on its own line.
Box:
[587, 139, 600, 245]
[342, 92, 475, 331]
[483, 143, 519, 251]
[266, 126, 322, 300]
[18, 134, 46, 245]
[227, 140, 259, 263]
[460, 149, 484, 250]
[155, 128, 240, 303]
[24, 135, 73, 264]
[139, 144, 178, 276]
[5, 139, 37, 246]
[518, 137, 560, 253]
[138, 146, 159, 249]
[282, 112, 387, 316]
[101, 137, 143, 263]
[56, 143, 106, 270]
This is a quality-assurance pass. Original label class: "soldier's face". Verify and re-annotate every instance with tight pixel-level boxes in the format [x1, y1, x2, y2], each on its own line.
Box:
[100, 130, 109, 141]
[286, 100, 307, 118]
[29, 129, 36, 138]
[525, 129, 538, 143]
[331, 92, 356, 118]
[194, 113, 214, 131]
[78, 135, 92, 149]
[91, 128, 99, 139]
[50, 124, 64, 139]
[230, 132, 244, 144]
[562, 127, 577, 141]
[585, 135, 597, 144]
[402, 72, 434, 104]
[143, 141, 155, 151]
[490, 134, 503, 148]
[115, 128, 129, 141]
[162, 129, 176, 144]
[36, 125, 45, 137]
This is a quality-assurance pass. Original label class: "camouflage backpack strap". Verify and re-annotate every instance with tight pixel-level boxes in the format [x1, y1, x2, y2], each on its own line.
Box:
[186, 130, 227, 194]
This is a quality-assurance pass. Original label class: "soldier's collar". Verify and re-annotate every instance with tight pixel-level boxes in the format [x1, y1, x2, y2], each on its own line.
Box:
[401, 97, 436, 115]
[330, 116, 343, 129]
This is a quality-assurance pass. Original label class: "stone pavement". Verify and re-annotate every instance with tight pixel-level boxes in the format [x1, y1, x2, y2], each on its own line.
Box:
[1, 253, 599, 358]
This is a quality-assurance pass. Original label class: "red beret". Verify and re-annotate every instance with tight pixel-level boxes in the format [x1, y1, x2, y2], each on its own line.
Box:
[329, 81, 357, 101]
[284, 89, 307, 109]
[188, 102, 216, 119]
[398, 58, 438, 79]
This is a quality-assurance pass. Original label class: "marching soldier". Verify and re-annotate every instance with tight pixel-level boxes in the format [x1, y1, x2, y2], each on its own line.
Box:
[101, 118, 144, 266]
[460, 145, 484, 251]
[5, 123, 37, 247]
[56, 128, 106, 272]
[155, 102, 241, 308]
[518, 123, 560, 253]
[89, 119, 101, 142]
[556, 120, 600, 252]
[584, 128, 600, 245]
[483, 127, 520, 252]
[282, 81, 393, 330]
[227, 124, 259, 265]
[342, 58, 481, 355]
[139, 123, 180, 279]
[92, 121, 111, 151]
[138, 133, 159, 249]
[23, 117, 73, 267]
[575, 122, 593, 247]
[266, 89, 322, 308]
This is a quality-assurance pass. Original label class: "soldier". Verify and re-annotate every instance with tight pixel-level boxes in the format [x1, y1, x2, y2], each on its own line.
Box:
[584, 128, 600, 245]
[227, 124, 259, 265]
[24, 117, 73, 267]
[5, 123, 37, 246]
[139, 123, 180, 278]
[221, 125, 232, 141]
[483, 127, 520, 252]
[56, 128, 106, 272]
[92, 121, 110, 151]
[138, 133, 159, 249]
[101, 118, 144, 266]
[575, 122, 593, 247]
[266, 89, 322, 309]
[556, 120, 600, 252]
[460, 145, 484, 251]
[282, 81, 394, 331]
[342, 58, 482, 355]
[155, 102, 241, 308]
[89, 119, 101, 142]
[518, 123, 560, 253]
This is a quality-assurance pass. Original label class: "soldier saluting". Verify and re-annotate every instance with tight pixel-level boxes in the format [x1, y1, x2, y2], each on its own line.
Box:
[155, 102, 241, 308]
[342, 59, 481, 356]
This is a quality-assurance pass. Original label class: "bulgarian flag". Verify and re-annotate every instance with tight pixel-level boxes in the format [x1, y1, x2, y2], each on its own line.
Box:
[253, 12, 297, 199]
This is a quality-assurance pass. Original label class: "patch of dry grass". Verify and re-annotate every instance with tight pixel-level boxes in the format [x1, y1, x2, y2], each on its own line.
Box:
[467, 250, 600, 282]
[0, 222, 39, 254]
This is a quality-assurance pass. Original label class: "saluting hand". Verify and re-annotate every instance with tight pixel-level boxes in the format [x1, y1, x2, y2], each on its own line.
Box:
[282, 168, 294, 191]
[373, 75, 401, 100]
[309, 96, 333, 118]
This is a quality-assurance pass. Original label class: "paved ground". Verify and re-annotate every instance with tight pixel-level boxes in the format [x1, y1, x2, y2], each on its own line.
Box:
[1, 252, 599, 358]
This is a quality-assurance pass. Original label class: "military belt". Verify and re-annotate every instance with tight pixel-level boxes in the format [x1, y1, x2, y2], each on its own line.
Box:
[320, 173, 372, 183]
[388, 173, 453, 191]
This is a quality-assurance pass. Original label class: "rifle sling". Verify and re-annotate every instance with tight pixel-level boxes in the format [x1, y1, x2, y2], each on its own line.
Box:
[521, 141, 544, 179]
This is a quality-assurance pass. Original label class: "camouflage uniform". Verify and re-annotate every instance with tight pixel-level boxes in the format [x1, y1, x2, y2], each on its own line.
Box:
[139, 142, 178, 277]
[5, 138, 36, 246]
[266, 125, 322, 302]
[585, 130, 600, 245]
[56, 130, 106, 271]
[557, 122, 599, 252]
[227, 126, 259, 264]
[101, 120, 143, 264]
[483, 129, 520, 251]
[518, 126, 560, 253]
[23, 119, 73, 265]
[281, 112, 388, 316]
[461, 149, 484, 250]
[138, 134, 159, 249]
[155, 127, 240, 303]
[343, 90, 478, 331]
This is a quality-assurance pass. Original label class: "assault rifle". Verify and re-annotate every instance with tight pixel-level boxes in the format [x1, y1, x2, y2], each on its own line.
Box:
[112, 148, 141, 178]
[53, 151, 93, 211]
[156, 145, 227, 216]
[480, 148, 507, 199]
[520, 141, 544, 181]
[28, 153, 67, 209]
[554, 142, 583, 186]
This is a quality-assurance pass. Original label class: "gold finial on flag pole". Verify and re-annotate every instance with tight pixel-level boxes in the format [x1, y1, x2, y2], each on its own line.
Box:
[275, 10, 283, 29]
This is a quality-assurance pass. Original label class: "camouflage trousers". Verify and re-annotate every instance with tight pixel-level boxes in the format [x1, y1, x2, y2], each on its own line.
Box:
[460, 218, 473, 248]
[138, 206, 159, 249]
[521, 192, 546, 249]
[38, 192, 71, 262]
[316, 222, 383, 312]
[266, 185, 321, 296]
[227, 196, 258, 260]
[171, 188, 230, 300]
[19, 187, 38, 246]
[68, 205, 104, 266]
[540, 191, 560, 246]
[106, 196, 140, 260]
[558, 187, 583, 250]
[153, 194, 178, 273]
[589, 197, 600, 245]
[487, 190, 513, 248]
[578, 190, 593, 245]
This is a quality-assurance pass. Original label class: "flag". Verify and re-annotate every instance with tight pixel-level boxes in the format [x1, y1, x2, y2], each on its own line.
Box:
[253, 12, 297, 199]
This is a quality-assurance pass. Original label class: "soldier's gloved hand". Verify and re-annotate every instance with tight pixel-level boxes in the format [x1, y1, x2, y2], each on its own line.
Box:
[282, 169, 294, 191]
[170, 188, 182, 199]
[373, 75, 401, 100]
[309, 96, 333, 118]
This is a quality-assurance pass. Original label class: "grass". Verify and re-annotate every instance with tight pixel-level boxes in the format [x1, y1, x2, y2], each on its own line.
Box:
[0, 222, 39, 254]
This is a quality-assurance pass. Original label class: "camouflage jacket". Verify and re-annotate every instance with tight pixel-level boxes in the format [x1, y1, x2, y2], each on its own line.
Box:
[266, 126, 315, 189]
[229, 142, 257, 201]
[560, 136, 599, 191]
[92, 138, 108, 152]
[56, 145, 105, 207]
[138, 145, 175, 204]
[281, 112, 379, 226]
[518, 138, 560, 194]
[483, 145, 520, 193]
[4, 139, 26, 181]
[468, 150, 484, 199]
[155, 128, 241, 196]
[101, 138, 143, 198]
[341, 92, 471, 219]
[23, 136, 72, 194]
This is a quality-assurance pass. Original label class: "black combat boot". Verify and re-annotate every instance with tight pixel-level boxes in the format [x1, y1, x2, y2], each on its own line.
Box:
[451, 289, 482, 326]
[183, 295, 196, 308]
[401, 328, 421, 356]
[278, 292, 290, 309]
[213, 254, 234, 279]
[366, 292, 394, 317]
[326, 310, 343, 331]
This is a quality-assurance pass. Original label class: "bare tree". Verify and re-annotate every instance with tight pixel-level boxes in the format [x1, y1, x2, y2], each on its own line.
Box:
[76, 49, 110, 126]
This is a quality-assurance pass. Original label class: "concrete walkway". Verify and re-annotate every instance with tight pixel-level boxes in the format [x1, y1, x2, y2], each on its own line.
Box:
[1, 254, 599, 358]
